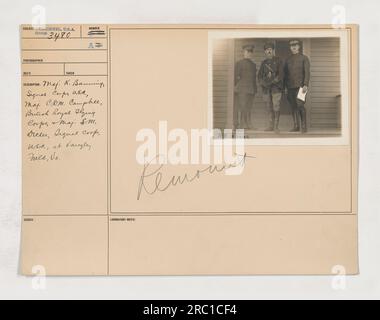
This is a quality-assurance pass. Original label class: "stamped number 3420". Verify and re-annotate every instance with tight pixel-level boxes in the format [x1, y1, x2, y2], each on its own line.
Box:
[48, 32, 71, 41]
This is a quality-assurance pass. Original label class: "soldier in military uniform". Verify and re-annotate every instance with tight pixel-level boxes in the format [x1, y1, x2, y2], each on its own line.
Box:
[258, 42, 284, 133]
[284, 39, 311, 133]
[234, 44, 257, 130]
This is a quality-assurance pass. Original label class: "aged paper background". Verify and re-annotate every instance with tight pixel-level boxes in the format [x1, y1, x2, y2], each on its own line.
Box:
[1, 0, 379, 300]
[20, 25, 358, 276]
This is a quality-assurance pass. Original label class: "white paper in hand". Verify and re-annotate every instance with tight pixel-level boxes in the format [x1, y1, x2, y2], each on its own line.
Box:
[297, 87, 307, 102]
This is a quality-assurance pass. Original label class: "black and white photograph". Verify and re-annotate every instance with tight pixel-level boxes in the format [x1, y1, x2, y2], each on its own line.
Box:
[210, 30, 350, 143]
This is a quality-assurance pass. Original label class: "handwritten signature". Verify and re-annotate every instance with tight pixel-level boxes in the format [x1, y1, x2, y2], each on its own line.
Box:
[137, 153, 255, 200]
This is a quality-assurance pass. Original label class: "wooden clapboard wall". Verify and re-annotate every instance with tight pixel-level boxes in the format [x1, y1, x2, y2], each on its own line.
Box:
[212, 39, 231, 130]
[309, 37, 341, 130]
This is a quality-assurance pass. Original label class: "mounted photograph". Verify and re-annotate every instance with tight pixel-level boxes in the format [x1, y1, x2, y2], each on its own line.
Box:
[209, 28, 351, 144]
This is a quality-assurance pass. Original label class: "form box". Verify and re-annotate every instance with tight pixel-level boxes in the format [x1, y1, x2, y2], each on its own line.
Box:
[22, 38, 107, 50]
[22, 50, 107, 63]
[65, 63, 107, 76]
[22, 63, 64, 76]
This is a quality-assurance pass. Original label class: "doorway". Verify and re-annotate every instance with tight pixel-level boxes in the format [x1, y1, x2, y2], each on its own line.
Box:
[274, 40, 293, 116]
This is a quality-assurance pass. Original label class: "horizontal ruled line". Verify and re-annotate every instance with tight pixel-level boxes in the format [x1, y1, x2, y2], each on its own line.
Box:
[22, 49, 108, 52]
[22, 62, 107, 64]
[21, 37, 107, 40]
[22, 213, 356, 217]
[110, 212, 355, 215]
[22, 74, 108, 77]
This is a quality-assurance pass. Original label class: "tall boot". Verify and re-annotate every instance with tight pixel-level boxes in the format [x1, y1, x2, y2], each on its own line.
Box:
[264, 111, 275, 131]
[289, 110, 300, 132]
[274, 111, 280, 133]
[300, 108, 307, 133]
[245, 109, 252, 129]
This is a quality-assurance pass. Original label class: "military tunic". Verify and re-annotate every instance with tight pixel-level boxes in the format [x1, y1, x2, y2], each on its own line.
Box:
[234, 58, 257, 95]
[284, 53, 310, 89]
[258, 56, 284, 130]
[284, 52, 311, 132]
[258, 56, 284, 94]
[234, 58, 257, 128]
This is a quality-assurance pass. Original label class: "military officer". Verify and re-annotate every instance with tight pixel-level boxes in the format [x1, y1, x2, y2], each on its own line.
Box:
[234, 44, 257, 130]
[258, 42, 284, 133]
[284, 39, 311, 133]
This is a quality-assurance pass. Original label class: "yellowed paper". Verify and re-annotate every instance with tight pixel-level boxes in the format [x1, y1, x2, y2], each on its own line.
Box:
[21, 24, 359, 276]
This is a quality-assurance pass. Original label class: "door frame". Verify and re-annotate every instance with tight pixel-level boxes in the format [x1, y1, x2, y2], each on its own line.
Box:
[226, 39, 235, 130]
[302, 39, 312, 128]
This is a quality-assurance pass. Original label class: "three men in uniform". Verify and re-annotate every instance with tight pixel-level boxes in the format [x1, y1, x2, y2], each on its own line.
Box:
[234, 39, 311, 134]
